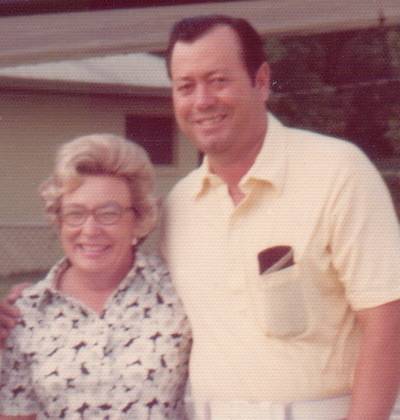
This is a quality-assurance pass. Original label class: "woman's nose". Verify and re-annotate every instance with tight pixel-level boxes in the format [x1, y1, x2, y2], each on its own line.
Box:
[80, 214, 102, 234]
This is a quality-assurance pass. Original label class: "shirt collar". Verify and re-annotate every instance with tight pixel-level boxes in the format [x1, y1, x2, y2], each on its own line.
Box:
[30, 258, 70, 308]
[192, 113, 288, 199]
[34, 253, 145, 307]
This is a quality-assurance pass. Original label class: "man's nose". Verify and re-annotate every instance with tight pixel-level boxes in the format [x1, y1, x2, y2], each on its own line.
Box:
[194, 84, 216, 109]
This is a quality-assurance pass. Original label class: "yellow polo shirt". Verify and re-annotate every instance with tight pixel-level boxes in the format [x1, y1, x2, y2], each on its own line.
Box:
[161, 114, 400, 404]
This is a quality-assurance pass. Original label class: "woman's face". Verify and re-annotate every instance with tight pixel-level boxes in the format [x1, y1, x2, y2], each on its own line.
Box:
[59, 175, 137, 278]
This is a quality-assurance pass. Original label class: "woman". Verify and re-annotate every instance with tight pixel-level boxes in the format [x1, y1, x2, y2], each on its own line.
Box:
[0, 134, 191, 419]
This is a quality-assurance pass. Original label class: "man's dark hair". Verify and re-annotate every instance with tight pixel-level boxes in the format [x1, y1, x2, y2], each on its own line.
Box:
[165, 14, 267, 82]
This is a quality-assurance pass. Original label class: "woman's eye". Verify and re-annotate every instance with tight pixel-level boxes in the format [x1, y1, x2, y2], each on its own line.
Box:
[65, 211, 83, 218]
[100, 211, 118, 218]
[64, 211, 85, 223]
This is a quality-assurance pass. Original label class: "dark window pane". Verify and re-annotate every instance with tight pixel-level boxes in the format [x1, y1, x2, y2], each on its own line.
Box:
[126, 115, 174, 165]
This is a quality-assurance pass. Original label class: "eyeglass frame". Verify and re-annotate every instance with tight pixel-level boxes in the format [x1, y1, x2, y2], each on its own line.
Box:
[57, 202, 137, 227]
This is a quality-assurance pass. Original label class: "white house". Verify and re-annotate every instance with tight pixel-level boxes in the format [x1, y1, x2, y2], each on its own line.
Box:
[0, 0, 398, 276]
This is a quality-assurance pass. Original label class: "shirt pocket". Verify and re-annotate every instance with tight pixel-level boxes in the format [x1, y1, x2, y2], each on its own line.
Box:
[256, 264, 308, 338]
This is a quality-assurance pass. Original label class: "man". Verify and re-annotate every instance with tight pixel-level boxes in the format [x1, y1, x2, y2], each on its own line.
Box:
[161, 15, 400, 419]
[2, 14, 400, 420]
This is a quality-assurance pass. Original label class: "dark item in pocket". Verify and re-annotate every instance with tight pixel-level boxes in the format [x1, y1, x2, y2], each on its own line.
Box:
[257, 245, 294, 275]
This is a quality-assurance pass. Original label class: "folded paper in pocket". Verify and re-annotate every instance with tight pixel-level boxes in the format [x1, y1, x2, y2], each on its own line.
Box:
[257, 245, 294, 275]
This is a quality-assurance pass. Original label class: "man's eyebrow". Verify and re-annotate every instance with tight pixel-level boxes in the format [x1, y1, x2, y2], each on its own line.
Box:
[173, 69, 230, 82]
[173, 77, 193, 83]
[207, 70, 229, 77]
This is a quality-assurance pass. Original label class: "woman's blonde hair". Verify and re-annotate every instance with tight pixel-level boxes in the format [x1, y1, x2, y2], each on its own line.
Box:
[40, 133, 158, 239]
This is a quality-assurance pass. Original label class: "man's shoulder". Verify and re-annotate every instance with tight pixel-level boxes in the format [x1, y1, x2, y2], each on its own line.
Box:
[264, 116, 383, 193]
[285, 124, 357, 154]
[268, 114, 369, 169]
[283, 123, 372, 171]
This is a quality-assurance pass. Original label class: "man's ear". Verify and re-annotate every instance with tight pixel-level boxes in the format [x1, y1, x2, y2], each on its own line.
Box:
[255, 62, 270, 102]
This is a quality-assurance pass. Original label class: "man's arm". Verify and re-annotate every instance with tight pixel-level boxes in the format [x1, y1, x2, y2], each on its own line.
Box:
[347, 299, 400, 420]
[0, 283, 30, 347]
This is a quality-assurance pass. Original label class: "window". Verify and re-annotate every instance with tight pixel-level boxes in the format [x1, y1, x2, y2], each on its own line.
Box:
[125, 114, 174, 165]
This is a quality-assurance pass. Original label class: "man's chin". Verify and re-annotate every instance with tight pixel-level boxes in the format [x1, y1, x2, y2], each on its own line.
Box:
[194, 136, 228, 155]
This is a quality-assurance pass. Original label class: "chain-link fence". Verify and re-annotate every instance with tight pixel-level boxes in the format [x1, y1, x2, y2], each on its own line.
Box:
[0, 223, 62, 283]
[1, 172, 399, 287]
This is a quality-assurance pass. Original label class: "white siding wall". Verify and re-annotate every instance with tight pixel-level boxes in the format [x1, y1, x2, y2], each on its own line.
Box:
[0, 90, 198, 273]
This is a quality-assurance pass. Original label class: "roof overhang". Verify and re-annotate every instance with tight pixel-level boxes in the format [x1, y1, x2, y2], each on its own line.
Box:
[1, 0, 399, 67]
[0, 53, 171, 96]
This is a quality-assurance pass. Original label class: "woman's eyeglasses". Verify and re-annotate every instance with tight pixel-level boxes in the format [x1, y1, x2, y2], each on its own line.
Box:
[59, 203, 136, 227]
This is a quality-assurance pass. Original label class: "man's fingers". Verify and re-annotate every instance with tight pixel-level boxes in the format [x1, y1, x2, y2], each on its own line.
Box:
[0, 300, 20, 318]
[0, 300, 20, 349]
[0, 281, 29, 325]
[0, 326, 11, 340]
[0, 303, 20, 349]
[0, 327, 11, 349]
[6, 282, 31, 304]
[0, 281, 30, 349]
[0, 304, 19, 327]
[0, 313, 18, 349]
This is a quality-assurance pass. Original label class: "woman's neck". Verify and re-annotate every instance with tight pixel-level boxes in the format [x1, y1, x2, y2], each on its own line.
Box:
[58, 254, 134, 313]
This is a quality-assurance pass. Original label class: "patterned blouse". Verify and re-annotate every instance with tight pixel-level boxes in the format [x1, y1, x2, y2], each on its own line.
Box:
[0, 252, 192, 419]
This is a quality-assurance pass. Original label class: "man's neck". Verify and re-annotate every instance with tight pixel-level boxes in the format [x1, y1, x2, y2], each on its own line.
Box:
[208, 138, 264, 205]
[210, 156, 254, 186]
[209, 135, 264, 186]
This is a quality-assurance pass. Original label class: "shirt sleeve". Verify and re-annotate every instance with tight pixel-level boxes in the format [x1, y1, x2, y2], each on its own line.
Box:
[0, 311, 39, 416]
[328, 146, 400, 310]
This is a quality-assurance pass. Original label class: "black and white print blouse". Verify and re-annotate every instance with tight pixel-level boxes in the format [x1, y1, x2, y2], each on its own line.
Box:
[0, 252, 192, 419]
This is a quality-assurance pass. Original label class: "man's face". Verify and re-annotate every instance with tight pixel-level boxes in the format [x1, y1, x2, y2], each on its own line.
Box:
[170, 25, 269, 160]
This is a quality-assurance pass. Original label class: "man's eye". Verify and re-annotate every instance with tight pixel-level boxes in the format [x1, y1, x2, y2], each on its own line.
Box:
[176, 84, 193, 94]
[210, 77, 227, 86]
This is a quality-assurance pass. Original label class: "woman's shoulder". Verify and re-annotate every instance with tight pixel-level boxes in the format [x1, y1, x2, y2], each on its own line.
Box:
[135, 252, 181, 301]
[15, 261, 64, 314]
[14, 280, 49, 320]
[136, 251, 169, 279]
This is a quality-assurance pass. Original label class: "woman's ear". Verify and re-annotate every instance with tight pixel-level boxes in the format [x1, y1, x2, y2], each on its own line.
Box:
[54, 213, 63, 235]
[255, 62, 270, 102]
